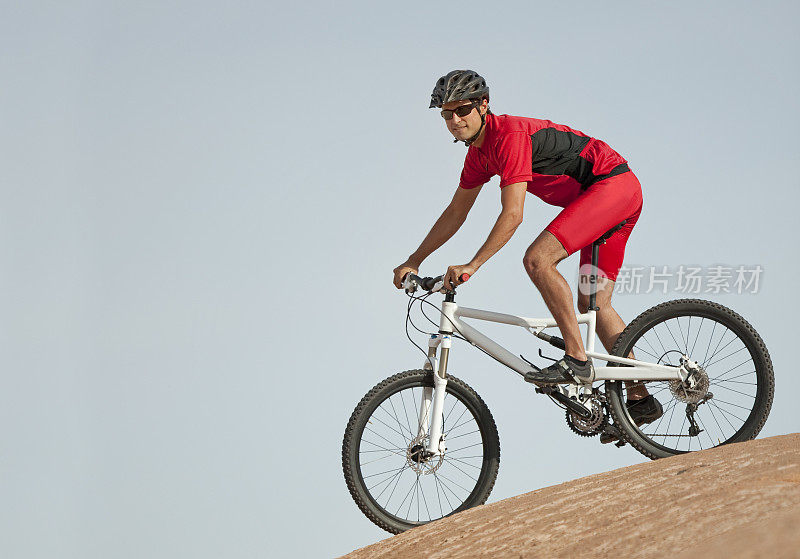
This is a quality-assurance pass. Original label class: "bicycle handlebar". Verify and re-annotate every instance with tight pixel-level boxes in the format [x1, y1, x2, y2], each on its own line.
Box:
[403, 273, 470, 294]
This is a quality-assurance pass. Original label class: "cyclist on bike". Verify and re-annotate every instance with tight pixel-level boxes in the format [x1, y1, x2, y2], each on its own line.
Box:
[392, 70, 662, 441]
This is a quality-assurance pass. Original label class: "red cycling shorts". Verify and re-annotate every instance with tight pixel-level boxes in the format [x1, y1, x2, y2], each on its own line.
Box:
[545, 171, 643, 282]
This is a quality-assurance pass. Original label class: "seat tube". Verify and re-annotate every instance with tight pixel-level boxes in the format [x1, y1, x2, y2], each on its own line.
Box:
[586, 309, 597, 353]
[586, 241, 600, 353]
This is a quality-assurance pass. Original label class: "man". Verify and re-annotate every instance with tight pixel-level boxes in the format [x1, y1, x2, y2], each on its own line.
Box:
[392, 70, 662, 442]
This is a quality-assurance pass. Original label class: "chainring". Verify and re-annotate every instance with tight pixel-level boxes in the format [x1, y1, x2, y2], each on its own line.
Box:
[566, 398, 608, 437]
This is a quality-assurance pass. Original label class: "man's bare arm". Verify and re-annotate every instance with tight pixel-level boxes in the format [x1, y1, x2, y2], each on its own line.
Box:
[393, 185, 483, 288]
[442, 182, 527, 288]
[468, 181, 526, 268]
[406, 185, 483, 267]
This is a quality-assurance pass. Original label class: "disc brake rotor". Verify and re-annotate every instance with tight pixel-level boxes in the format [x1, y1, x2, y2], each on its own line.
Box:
[669, 364, 710, 404]
[406, 435, 444, 474]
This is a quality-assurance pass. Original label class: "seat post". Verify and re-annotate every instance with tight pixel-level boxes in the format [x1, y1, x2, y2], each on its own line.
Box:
[588, 241, 600, 311]
[588, 220, 625, 312]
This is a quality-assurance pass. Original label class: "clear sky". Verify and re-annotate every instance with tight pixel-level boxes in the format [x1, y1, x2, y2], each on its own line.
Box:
[1, 1, 798, 558]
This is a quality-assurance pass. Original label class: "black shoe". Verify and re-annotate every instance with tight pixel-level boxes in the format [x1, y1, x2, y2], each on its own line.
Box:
[599, 424, 624, 445]
[600, 395, 664, 444]
[524, 356, 594, 385]
[628, 395, 664, 426]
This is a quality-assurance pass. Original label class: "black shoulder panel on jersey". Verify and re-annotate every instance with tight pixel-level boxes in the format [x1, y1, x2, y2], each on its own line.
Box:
[530, 128, 630, 190]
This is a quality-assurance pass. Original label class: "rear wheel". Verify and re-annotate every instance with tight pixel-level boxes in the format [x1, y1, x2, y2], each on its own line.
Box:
[342, 370, 500, 533]
[605, 299, 774, 459]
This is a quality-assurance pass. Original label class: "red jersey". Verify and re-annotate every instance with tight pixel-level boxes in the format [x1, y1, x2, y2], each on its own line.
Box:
[459, 113, 630, 208]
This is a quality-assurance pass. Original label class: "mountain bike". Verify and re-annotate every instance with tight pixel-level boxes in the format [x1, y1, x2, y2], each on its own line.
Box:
[342, 221, 774, 534]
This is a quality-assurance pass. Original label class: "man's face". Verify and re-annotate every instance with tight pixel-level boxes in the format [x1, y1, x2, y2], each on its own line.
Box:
[442, 98, 488, 142]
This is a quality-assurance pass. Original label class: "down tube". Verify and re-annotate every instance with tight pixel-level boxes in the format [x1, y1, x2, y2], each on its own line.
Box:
[451, 317, 532, 376]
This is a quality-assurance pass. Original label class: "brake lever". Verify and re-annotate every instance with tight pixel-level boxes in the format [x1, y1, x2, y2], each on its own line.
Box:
[403, 275, 419, 295]
[435, 272, 469, 294]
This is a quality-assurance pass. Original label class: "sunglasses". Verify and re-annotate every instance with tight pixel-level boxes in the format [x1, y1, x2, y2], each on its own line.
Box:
[440, 100, 481, 120]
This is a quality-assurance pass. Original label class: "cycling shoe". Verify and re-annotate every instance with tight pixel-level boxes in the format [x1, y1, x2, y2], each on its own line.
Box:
[601, 395, 664, 444]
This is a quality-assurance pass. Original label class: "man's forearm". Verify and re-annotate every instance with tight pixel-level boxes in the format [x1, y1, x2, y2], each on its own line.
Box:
[408, 206, 467, 266]
[468, 212, 522, 269]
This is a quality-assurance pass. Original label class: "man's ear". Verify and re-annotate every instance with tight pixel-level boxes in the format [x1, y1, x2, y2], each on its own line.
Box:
[481, 98, 489, 114]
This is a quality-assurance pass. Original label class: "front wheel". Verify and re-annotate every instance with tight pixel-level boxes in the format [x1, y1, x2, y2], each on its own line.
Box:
[342, 370, 500, 534]
[605, 299, 774, 459]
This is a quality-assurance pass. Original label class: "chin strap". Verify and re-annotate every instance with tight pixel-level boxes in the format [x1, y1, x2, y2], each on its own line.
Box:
[454, 110, 488, 146]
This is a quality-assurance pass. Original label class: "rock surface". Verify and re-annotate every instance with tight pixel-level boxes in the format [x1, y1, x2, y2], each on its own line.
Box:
[342, 433, 800, 558]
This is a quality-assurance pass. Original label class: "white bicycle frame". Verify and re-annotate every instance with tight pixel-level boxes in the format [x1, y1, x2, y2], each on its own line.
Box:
[416, 297, 695, 457]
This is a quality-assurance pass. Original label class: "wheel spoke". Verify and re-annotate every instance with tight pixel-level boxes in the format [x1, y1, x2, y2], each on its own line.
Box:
[703, 327, 732, 368]
[444, 458, 480, 483]
[369, 465, 406, 494]
[434, 472, 454, 512]
[702, 321, 718, 367]
[710, 400, 746, 424]
[399, 389, 414, 439]
[711, 369, 756, 383]
[711, 384, 756, 398]
[388, 395, 414, 439]
[360, 452, 402, 467]
[364, 426, 405, 452]
[663, 320, 685, 356]
[690, 317, 704, 357]
[373, 411, 413, 443]
[446, 456, 483, 470]
[446, 406, 471, 434]
[360, 438, 406, 454]
[711, 358, 754, 381]
[419, 475, 432, 521]
[705, 344, 747, 370]
[446, 429, 480, 442]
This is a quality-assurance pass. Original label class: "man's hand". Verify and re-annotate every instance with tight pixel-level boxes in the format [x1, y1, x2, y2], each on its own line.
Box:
[443, 264, 477, 290]
[393, 261, 419, 289]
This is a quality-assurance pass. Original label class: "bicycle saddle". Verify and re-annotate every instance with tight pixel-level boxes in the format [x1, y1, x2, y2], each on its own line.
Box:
[594, 220, 627, 245]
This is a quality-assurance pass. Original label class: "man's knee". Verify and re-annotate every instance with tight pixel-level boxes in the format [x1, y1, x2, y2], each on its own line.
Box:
[577, 295, 590, 314]
[522, 248, 553, 281]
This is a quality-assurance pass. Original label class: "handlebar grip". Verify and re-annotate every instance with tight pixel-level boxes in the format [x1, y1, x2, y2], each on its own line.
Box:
[459, 273, 470, 282]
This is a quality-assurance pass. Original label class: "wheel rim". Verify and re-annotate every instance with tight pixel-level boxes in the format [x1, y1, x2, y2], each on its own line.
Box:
[618, 310, 764, 454]
[355, 380, 490, 526]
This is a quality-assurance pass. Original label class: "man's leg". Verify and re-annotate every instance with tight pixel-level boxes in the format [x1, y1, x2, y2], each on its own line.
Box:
[577, 276, 649, 399]
[523, 230, 586, 361]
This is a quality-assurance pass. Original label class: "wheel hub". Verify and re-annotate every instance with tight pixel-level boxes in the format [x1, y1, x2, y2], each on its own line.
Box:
[406, 436, 444, 474]
[669, 361, 710, 404]
[408, 444, 426, 463]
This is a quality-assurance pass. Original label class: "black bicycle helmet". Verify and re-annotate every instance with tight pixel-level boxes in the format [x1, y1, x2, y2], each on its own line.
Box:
[429, 69, 490, 108]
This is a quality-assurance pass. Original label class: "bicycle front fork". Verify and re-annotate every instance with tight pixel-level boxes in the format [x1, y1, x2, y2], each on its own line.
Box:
[417, 334, 450, 456]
